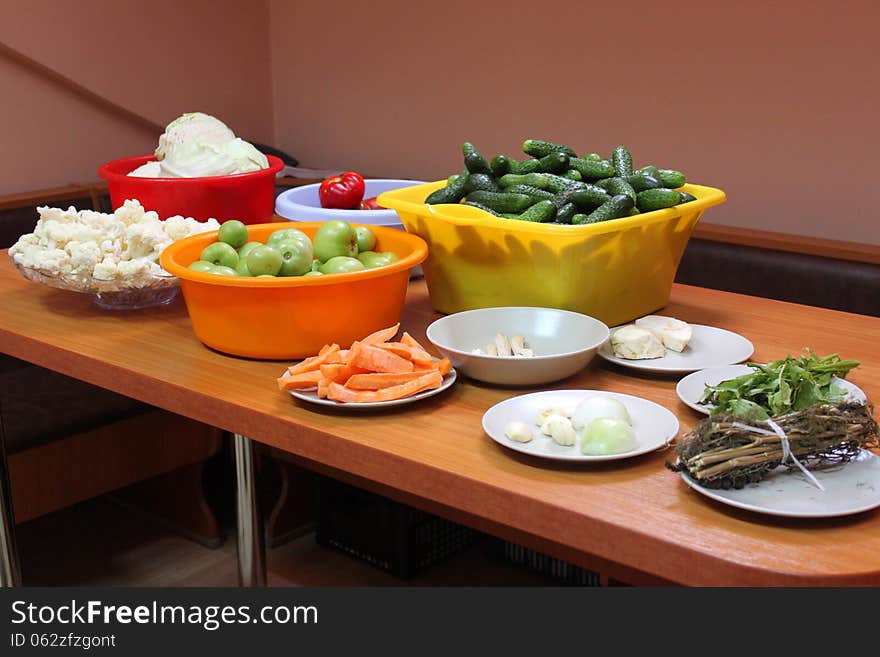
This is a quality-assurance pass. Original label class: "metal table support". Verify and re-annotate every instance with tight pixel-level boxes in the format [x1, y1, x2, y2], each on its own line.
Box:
[0, 404, 22, 587]
[233, 433, 265, 587]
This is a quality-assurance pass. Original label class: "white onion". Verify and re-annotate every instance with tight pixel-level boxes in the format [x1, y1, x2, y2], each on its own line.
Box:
[571, 396, 632, 430]
[580, 417, 637, 455]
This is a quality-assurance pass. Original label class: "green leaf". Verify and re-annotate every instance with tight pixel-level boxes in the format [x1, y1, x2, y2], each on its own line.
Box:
[727, 399, 770, 421]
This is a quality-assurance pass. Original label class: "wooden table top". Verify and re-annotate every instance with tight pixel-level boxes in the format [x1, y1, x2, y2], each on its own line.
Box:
[1, 254, 879, 586]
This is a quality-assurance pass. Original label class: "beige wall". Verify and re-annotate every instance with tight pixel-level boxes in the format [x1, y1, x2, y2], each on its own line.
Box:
[269, 1, 878, 245]
[1, 1, 876, 244]
[0, 0, 273, 195]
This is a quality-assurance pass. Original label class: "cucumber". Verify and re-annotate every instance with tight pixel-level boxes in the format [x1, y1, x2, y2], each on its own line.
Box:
[464, 173, 500, 194]
[583, 153, 603, 161]
[466, 190, 536, 214]
[568, 157, 615, 181]
[425, 169, 469, 204]
[501, 213, 521, 219]
[657, 169, 686, 188]
[536, 152, 569, 173]
[562, 169, 583, 181]
[612, 145, 634, 177]
[570, 185, 611, 210]
[678, 191, 697, 204]
[462, 142, 491, 175]
[463, 201, 502, 217]
[636, 188, 682, 212]
[572, 194, 635, 224]
[515, 200, 557, 223]
[555, 202, 577, 224]
[544, 174, 586, 193]
[522, 139, 577, 158]
[596, 176, 637, 202]
[489, 154, 511, 177]
[505, 184, 555, 201]
[625, 173, 661, 192]
[499, 173, 550, 189]
[446, 174, 460, 185]
[637, 165, 661, 178]
[629, 207, 641, 216]
[510, 158, 542, 175]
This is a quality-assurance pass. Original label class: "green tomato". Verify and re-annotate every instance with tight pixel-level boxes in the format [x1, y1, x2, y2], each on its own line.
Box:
[319, 256, 366, 275]
[188, 260, 215, 273]
[200, 241, 239, 268]
[310, 259, 321, 272]
[234, 258, 253, 276]
[355, 225, 376, 253]
[314, 220, 358, 262]
[303, 270, 323, 277]
[211, 265, 239, 276]
[273, 239, 313, 277]
[218, 220, 249, 248]
[237, 241, 263, 260]
[246, 245, 283, 276]
[357, 250, 399, 268]
[256, 274, 276, 278]
[267, 227, 311, 249]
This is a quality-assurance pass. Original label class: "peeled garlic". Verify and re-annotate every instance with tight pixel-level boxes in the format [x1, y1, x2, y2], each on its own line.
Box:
[504, 420, 533, 443]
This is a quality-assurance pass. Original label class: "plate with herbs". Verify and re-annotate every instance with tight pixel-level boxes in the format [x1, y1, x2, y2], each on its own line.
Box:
[679, 449, 880, 518]
[676, 351, 866, 418]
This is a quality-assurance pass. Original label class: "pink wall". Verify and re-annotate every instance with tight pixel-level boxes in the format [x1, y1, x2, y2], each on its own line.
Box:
[2, 1, 875, 245]
[0, 0, 273, 195]
[269, 1, 878, 245]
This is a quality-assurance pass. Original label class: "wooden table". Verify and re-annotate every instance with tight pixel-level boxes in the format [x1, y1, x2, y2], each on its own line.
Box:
[1, 255, 879, 587]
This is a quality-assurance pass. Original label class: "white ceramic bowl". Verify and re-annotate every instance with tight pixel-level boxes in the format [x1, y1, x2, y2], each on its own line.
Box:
[274, 178, 426, 230]
[426, 307, 610, 386]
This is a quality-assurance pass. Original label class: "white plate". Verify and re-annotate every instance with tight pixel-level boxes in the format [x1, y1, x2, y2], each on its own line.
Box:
[597, 323, 754, 374]
[676, 364, 867, 415]
[482, 390, 679, 462]
[681, 449, 880, 518]
[286, 368, 457, 410]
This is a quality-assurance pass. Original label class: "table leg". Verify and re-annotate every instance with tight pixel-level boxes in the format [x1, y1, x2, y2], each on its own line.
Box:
[0, 411, 22, 587]
[233, 433, 265, 587]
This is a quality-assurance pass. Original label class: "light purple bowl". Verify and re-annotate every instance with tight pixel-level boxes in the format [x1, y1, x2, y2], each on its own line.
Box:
[275, 178, 426, 229]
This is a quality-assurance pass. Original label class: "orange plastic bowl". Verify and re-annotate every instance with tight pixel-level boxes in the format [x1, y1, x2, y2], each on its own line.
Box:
[98, 154, 284, 223]
[160, 223, 428, 359]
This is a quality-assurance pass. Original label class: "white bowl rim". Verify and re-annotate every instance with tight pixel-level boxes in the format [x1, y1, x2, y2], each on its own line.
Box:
[426, 306, 610, 361]
[277, 178, 427, 208]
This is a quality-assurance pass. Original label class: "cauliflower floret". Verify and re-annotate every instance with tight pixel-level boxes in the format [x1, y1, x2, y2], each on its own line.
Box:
[9, 199, 221, 291]
[162, 215, 220, 241]
[93, 256, 119, 281]
[66, 240, 102, 274]
[12, 246, 70, 276]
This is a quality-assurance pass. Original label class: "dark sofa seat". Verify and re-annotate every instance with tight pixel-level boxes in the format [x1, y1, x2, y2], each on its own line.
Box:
[676, 238, 880, 317]
[0, 356, 150, 454]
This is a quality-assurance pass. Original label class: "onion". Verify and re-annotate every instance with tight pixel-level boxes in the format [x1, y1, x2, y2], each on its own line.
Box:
[571, 396, 632, 431]
[580, 417, 637, 455]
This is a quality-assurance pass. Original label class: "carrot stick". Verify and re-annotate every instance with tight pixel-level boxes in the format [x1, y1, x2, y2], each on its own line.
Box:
[361, 323, 400, 345]
[287, 344, 340, 374]
[344, 371, 428, 390]
[350, 343, 414, 373]
[277, 369, 323, 390]
[328, 371, 442, 403]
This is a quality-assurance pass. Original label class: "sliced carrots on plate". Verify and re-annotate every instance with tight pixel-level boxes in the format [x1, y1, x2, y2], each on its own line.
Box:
[277, 323, 453, 403]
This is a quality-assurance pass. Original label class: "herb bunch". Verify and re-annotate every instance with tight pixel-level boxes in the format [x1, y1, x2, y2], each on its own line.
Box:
[701, 350, 860, 421]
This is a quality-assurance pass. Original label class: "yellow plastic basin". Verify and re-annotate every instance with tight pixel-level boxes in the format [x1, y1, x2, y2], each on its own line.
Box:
[378, 181, 726, 327]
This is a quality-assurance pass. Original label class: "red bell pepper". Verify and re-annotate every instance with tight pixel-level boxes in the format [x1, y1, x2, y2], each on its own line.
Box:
[359, 196, 381, 210]
[318, 172, 365, 209]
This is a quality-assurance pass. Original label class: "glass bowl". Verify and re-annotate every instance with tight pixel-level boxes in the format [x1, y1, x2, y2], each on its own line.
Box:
[13, 261, 180, 310]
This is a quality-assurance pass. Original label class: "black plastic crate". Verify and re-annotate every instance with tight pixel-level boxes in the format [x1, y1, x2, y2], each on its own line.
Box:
[496, 540, 601, 586]
[315, 476, 475, 579]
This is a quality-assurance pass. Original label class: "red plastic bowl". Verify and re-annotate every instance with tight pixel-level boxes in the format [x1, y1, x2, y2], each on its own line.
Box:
[98, 154, 284, 224]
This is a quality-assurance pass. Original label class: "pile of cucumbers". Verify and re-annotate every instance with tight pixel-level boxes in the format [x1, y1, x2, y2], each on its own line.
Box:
[425, 140, 696, 224]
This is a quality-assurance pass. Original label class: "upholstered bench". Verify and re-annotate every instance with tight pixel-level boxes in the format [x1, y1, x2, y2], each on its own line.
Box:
[677, 236, 880, 317]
